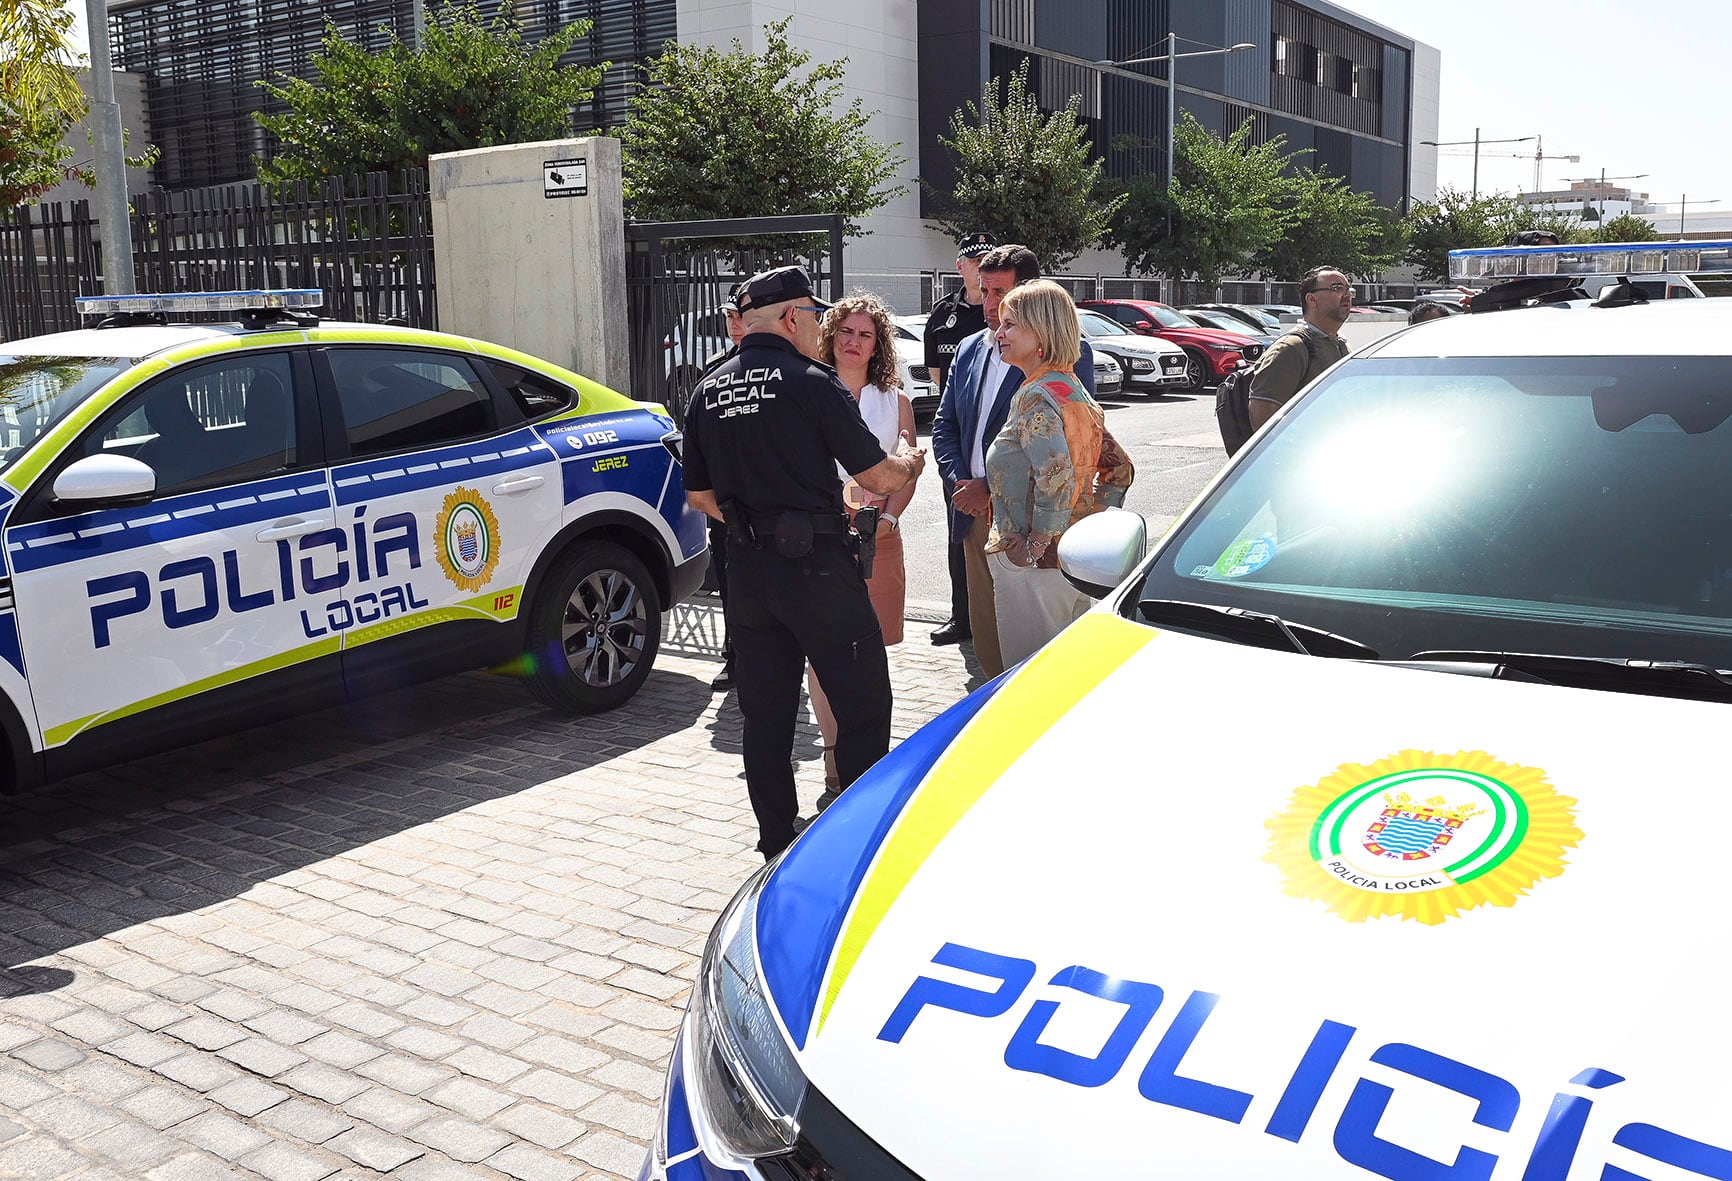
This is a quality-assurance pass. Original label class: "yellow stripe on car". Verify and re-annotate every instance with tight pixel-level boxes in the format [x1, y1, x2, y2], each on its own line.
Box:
[815, 613, 1157, 1035]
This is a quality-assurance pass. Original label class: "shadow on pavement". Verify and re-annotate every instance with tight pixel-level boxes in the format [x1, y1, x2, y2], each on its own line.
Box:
[0, 664, 712, 977]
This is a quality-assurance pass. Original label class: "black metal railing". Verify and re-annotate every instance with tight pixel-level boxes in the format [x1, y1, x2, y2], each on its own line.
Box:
[0, 201, 101, 342]
[130, 170, 437, 328]
[625, 213, 844, 423]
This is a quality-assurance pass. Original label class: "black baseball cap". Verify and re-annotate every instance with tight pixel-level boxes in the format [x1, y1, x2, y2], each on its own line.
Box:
[737, 265, 830, 312]
[957, 232, 997, 259]
[724, 280, 747, 313]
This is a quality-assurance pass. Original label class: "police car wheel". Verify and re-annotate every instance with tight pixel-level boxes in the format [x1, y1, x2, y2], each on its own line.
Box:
[1180, 347, 1209, 391]
[525, 542, 661, 714]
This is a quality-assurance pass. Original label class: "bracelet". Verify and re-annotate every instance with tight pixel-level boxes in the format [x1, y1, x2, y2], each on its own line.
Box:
[881, 513, 899, 530]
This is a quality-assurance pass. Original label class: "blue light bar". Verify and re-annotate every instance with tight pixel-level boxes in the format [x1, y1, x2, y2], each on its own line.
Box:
[1448, 241, 1732, 284]
[75, 289, 325, 315]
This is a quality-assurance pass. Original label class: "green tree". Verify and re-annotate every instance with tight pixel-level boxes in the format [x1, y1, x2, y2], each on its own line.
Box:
[1596, 212, 1661, 243]
[0, 0, 85, 123]
[923, 60, 1121, 269]
[0, 98, 78, 207]
[1251, 169, 1405, 281]
[1107, 114, 1303, 287]
[621, 18, 903, 239]
[1403, 187, 1592, 283]
[255, 4, 603, 186]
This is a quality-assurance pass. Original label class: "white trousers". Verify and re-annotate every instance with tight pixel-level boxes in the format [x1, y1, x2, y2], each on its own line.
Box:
[989, 550, 1090, 669]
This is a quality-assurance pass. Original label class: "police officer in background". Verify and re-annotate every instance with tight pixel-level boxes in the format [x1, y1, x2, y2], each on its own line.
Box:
[683, 265, 926, 860]
[695, 281, 750, 690]
[922, 233, 996, 646]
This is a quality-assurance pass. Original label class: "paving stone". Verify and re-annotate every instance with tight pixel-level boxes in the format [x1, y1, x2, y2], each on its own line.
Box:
[252, 1098, 354, 1144]
[154, 1051, 246, 1093]
[426, 1075, 515, 1119]
[22, 1092, 126, 1138]
[493, 1102, 586, 1150]
[578, 1092, 656, 1140]
[146, 1151, 250, 1180]
[0, 1137, 92, 1180]
[118, 1084, 209, 1130]
[237, 1142, 342, 1181]
[164, 1015, 250, 1051]
[240, 1010, 329, 1045]
[445, 1044, 531, 1084]
[208, 1075, 291, 1117]
[106, 1031, 183, 1068]
[0, 1117, 22, 1143]
[354, 1052, 453, 1095]
[0, 1069, 62, 1114]
[84, 1121, 184, 1168]
[508, 1069, 604, 1110]
[170, 1110, 272, 1159]
[11, 1036, 87, 1071]
[340, 1087, 441, 1135]
[215, 1037, 308, 1078]
[483, 1143, 584, 1181]
[279, 1061, 370, 1105]
[327, 1127, 425, 1172]
[384, 1026, 465, 1060]
[299, 1031, 385, 1070]
[405, 1115, 513, 1163]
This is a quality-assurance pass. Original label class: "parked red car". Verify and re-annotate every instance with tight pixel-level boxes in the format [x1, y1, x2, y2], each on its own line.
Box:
[1077, 299, 1262, 390]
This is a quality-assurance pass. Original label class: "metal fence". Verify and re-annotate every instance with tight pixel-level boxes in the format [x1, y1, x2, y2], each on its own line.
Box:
[0, 201, 102, 341]
[625, 214, 845, 423]
[130, 171, 436, 328]
[1, 171, 436, 343]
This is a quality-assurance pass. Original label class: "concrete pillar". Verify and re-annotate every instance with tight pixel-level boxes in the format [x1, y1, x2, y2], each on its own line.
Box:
[428, 137, 628, 394]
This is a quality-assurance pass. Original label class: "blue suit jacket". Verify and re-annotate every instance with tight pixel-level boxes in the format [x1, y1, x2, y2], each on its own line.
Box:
[932, 330, 1096, 542]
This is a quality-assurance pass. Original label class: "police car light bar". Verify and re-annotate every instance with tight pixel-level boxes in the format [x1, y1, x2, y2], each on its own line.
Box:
[1447, 240, 1732, 284]
[75, 289, 326, 315]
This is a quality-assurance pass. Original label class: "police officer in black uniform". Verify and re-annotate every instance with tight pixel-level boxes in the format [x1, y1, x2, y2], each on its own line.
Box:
[922, 232, 996, 645]
[697, 281, 750, 690]
[682, 266, 926, 859]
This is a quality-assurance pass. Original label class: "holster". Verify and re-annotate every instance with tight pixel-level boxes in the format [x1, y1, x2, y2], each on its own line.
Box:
[773, 512, 814, 559]
[721, 500, 755, 546]
[851, 505, 880, 580]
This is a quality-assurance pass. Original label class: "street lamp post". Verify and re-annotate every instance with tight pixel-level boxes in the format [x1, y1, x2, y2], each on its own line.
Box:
[1419, 129, 1536, 201]
[1095, 35, 1257, 194]
[1660, 196, 1721, 237]
[83, 0, 136, 295]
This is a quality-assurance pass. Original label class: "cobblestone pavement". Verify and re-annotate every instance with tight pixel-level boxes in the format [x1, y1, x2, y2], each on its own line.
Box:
[0, 600, 977, 1180]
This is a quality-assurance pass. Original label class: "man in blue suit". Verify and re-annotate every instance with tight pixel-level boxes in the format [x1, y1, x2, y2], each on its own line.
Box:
[931, 243, 1096, 677]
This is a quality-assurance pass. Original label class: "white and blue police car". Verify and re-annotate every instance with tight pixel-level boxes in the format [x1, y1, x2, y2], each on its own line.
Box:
[0, 290, 706, 793]
[645, 297, 1732, 1179]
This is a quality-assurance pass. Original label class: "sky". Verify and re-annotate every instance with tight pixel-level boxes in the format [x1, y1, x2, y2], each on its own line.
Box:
[1332, 0, 1732, 216]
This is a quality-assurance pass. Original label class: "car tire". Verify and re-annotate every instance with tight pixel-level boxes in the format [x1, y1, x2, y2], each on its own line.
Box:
[524, 542, 661, 715]
[1180, 347, 1210, 392]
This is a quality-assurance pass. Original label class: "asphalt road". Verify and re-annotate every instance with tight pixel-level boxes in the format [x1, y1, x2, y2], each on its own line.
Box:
[900, 387, 1227, 610]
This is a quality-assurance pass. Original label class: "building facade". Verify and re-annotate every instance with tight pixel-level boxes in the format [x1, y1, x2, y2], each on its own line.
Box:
[106, 0, 1435, 281]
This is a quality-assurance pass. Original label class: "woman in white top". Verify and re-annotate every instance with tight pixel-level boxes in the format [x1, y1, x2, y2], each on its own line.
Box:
[807, 293, 918, 805]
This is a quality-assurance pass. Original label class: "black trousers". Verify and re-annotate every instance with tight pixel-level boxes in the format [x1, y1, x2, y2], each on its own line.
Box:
[726, 537, 892, 858]
[942, 475, 969, 624]
[706, 519, 733, 662]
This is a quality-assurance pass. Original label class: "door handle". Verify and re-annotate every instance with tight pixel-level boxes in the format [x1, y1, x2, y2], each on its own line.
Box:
[492, 475, 545, 495]
[256, 517, 330, 542]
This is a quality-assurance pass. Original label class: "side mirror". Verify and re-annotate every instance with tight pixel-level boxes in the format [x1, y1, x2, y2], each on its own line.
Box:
[1133, 319, 1154, 332]
[1058, 508, 1147, 599]
[53, 454, 156, 504]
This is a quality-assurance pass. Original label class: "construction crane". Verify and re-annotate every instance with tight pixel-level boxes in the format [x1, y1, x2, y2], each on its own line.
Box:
[1432, 136, 1580, 192]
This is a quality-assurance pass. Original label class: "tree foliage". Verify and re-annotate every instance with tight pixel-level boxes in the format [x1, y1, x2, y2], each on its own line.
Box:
[621, 17, 903, 240]
[1252, 169, 1405, 281]
[0, 0, 85, 123]
[1106, 115, 1304, 287]
[1403, 187, 1592, 283]
[0, 99, 78, 207]
[1596, 212, 1661, 243]
[255, 4, 603, 186]
[923, 60, 1121, 269]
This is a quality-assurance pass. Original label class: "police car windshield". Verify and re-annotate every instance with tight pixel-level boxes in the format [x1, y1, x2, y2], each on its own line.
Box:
[0, 355, 131, 468]
[1135, 356, 1732, 671]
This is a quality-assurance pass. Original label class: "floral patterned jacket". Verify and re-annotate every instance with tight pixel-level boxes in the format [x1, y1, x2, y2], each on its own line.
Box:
[985, 371, 1132, 557]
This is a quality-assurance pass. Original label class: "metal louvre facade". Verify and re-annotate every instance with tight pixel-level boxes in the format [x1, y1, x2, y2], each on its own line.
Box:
[922, 0, 1415, 212]
[108, 0, 676, 190]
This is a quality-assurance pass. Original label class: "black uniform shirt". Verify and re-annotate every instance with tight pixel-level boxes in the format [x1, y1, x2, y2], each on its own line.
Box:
[682, 334, 888, 517]
[922, 288, 987, 380]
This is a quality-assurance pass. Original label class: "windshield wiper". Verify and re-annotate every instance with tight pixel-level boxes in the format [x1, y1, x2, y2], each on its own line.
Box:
[1136, 599, 1379, 659]
[1404, 650, 1732, 699]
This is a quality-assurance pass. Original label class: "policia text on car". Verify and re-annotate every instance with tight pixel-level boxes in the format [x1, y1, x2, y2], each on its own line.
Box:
[682, 266, 926, 860]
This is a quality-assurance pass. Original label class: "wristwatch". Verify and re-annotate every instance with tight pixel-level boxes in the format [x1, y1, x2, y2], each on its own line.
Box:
[881, 513, 899, 530]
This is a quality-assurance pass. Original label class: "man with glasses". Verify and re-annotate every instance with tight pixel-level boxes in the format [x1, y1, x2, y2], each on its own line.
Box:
[682, 265, 926, 860]
[1247, 266, 1353, 430]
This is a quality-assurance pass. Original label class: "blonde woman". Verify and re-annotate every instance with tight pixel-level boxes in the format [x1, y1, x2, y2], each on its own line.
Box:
[984, 279, 1108, 666]
[806, 293, 917, 804]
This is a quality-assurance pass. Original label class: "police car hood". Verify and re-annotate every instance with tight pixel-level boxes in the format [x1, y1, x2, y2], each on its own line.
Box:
[757, 614, 1729, 1179]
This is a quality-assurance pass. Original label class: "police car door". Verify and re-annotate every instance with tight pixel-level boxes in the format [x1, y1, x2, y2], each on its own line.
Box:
[5, 349, 334, 774]
[314, 345, 562, 697]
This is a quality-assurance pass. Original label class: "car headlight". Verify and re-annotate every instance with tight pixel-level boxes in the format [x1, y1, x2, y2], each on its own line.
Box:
[1128, 357, 1156, 371]
[681, 863, 807, 1166]
[1202, 341, 1240, 353]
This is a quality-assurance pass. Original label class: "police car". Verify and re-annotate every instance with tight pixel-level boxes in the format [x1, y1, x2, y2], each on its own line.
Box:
[644, 298, 1732, 1179]
[0, 290, 706, 794]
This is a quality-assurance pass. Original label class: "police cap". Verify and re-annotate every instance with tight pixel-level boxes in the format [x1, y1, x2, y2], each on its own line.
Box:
[738, 265, 829, 312]
[724, 280, 747, 313]
[957, 232, 998, 259]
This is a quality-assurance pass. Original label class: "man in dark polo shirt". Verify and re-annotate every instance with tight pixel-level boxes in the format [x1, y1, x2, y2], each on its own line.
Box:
[683, 265, 926, 859]
[922, 232, 995, 645]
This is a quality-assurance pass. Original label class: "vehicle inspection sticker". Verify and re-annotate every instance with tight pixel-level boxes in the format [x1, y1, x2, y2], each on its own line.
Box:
[436, 487, 502, 593]
[1213, 534, 1276, 578]
[1265, 750, 1583, 924]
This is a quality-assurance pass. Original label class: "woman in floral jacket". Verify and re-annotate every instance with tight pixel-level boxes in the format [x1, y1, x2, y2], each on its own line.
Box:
[984, 279, 1124, 666]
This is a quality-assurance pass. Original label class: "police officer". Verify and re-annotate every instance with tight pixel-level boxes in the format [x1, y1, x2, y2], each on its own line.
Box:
[682, 265, 926, 860]
[922, 232, 996, 645]
[697, 281, 749, 690]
